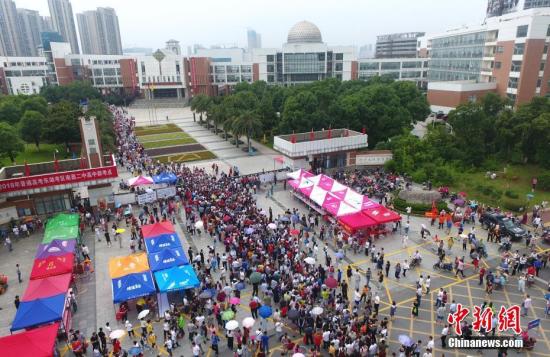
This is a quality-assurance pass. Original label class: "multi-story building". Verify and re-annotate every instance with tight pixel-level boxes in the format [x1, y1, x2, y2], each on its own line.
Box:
[48, 0, 79, 54]
[247, 29, 262, 50]
[375, 32, 425, 59]
[0, 0, 22, 56]
[357, 58, 429, 88]
[137, 49, 186, 99]
[424, 3, 550, 111]
[77, 7, 122, 55]
[17, 9, 47, 56]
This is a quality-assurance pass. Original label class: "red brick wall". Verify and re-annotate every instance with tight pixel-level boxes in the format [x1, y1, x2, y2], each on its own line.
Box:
[0, 68, 7, 95]
[119, 59, 138, 92]
[350, 61, 358, 80]
[427, 89, 497, 108]
[253, 63, 259, 81]
[54, 58, 74, 85]
[493, 41, 514, 97]
[518, 39, 545, 104]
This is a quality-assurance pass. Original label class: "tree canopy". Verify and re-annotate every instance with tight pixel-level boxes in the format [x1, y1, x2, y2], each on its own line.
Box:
[0, 122, 24, 163]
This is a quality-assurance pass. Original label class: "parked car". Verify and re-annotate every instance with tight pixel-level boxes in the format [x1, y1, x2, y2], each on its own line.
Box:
[479, 212, 527, 241]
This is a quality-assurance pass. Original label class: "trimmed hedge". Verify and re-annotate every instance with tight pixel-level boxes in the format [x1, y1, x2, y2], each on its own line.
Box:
[393, 197, 448, 215]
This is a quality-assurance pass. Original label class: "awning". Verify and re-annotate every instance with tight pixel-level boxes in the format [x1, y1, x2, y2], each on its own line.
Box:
[46, 213, 79, 228]
[11, 294, 66, 331]
[141, 221, 175, 238]
[35, 240, 76, 259]
[42, 226, 79, 244]
[144, 233, 182, 253]
[338, 211, 378, 232]
[30, 254, 74, 280]
[286, 169, 314, 180]
[153, 172, 177, 184]
[154, 265, 200, 293]
[0, 322, 59, 357]
[128, 175, 154, 186]
[22, 273, 72, 301]
[111, 271, 156, 304]
[363, 206, 402, 224]
[147, 247, 189, 272]
[108, 253, 150, 279]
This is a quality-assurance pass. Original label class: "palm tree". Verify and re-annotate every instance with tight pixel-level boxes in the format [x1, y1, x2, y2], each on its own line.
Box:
[190, 95, 211, 125]
[232, 111, 263, 153]
[223, 117, 236, 145]
[210, 103, 227, 135]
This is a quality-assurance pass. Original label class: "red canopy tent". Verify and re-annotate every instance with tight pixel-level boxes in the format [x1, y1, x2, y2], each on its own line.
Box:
[22, 273, 72, 301]
[30, 253, 74, 280]
[0, 322, 59, 357]
[363, 206, 401, 224]
[338, 211, 378, 233]
[141, 221, 175, 238]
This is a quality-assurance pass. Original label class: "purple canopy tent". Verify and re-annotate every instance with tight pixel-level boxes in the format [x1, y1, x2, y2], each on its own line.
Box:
[35, 239, 76, 259]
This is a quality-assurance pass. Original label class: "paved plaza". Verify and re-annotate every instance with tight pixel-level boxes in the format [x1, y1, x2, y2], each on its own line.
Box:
[1, 106, 550, 357]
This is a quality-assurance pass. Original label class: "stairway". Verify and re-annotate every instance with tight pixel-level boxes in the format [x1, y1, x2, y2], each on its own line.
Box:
[130, 98, 189, 108]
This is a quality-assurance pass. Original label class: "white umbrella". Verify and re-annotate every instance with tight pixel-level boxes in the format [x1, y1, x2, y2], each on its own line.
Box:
[195, 221, 204, 229]
[137, 309, 150, 320]
[311, 306, 324, 315]
[304, 257, 316, 265]
[225, 320, 239, 331]
[293, 353, 305, 357]
[242, 317, 255, 328]
[267, 223, 277, 229]
[109, 329, 126, 339]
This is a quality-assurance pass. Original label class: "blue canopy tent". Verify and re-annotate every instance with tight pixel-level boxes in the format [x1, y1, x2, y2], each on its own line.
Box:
[145, 233, 182, 253]
[154, 265, 200, 293]
[148, 247, 189, 272]
[153, 172, 178, 184]
[11, 293, 66, 331]
[111, 271, 156, 304]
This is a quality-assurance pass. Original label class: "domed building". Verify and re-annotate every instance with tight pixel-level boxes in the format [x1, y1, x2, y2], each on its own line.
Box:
[286, 21, 323, 44]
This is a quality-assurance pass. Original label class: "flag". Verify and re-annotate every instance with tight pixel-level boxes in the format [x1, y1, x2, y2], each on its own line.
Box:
[54, 158, 59, 172]
[24, 161, 30, 176]
[291, 131, 296, 144]
[327, 127, 332, 139]
[309, 129, 314, 141]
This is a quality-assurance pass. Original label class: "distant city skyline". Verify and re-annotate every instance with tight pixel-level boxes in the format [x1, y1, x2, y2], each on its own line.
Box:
[12, 0, 487, 50]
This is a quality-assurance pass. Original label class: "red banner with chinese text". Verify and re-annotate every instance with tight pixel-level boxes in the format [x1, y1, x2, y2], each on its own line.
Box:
[0, 165, 118, 193]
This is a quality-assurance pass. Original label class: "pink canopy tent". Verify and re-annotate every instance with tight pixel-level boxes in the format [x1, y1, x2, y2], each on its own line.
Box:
[339, 211, 378, 232]
[331, 189, 348, 201]
[363, 206, 401, 224]
[322, 199, 341, 216]
[309, 185, 328, 206]
[128, 175, 154, 186]
[299, 185, 314, 197]
[288, 179, 300, 189]
[336, 201, 360, 217]
[286, 169, 314, 180]
[317, 175, 335, 191]
[329, 180, 348, 193]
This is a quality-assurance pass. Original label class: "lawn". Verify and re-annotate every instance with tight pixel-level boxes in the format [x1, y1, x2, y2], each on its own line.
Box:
[1, 144, 66, 167]
[153, 151, 216, 163]
[450, 164, 550, 211]
[138, 132, 193, 143]
[141, 137, 197, 149]
[135, 124, 182, 136]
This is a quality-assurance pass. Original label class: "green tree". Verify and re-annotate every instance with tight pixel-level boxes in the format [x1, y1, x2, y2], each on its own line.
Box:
[0, 122, 24, 163]
[190, 94, 212, 124]
[0, 101, 22, 124]
[21, 96, 48, 115]
[232, 110, 263, 153]
[40, 81, 101, 104]
[19, 111, 45, 148]
[43, 101, 81, 150]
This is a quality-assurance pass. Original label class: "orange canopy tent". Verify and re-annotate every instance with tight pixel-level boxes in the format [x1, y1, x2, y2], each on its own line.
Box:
[108, 253, 150, 279]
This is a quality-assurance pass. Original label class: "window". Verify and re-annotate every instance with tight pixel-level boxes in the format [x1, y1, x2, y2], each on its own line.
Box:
[380, 62, 400, 70]
[103, 68, 116, 76]
[35, 195, 68, 215]
[88, 139, 96, 145]
[468, 95, 477, 102]
[267, 75, 274, 83]
[495, 61, 502, 69]
[359, 62, 379, 70]
[508, 77, 518, 89]
[541, 62, 546, 71]
[536, 78, 542, 87]
[510, 61, 522, 72]
[514, 43, 525, 55]
[267, 64, 274, 72]
[507, 93, 517, 101]
[402, 61, 422, 68]
[544, 44, 549, 54]
[335, 53, 344, 60]
[335, 63, 343, 71]
[496, 46, 504, 53]
[516, 25, 528, 38]
[547, 24, 550, 36]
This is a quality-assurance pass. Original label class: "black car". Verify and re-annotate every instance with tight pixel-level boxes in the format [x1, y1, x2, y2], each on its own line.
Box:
[480, 212, 527, 241]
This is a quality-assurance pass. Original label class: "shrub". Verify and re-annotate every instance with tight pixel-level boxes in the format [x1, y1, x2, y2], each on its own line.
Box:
[411, 169, 427, 184]
[504, 190, 519, 199]
[501, 198, 524, 212]
[538, 172, 550, 191]
[393, 197, 448, 215]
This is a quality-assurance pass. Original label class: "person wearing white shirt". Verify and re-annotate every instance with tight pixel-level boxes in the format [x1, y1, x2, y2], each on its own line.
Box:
[426, 336, 434, 351]
[422, 349, 432, 357]
[441, 325, 449, 348]
[125, 320, 134, 337]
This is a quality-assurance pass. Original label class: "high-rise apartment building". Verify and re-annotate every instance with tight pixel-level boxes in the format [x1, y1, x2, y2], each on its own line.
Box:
[48, 0, 79, 54]
[375, 32, 425, 58]
[17, 9, 46, 56]
[0, 0, 22, 56]
[247, 29, 262, 50]
[77, 7, 122, 55]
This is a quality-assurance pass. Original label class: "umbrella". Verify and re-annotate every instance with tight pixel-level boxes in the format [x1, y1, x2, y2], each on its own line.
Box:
[267, 223, 277, 229]
[453, 198, 465, 207]
[230, 297, 240, 305]
[250, 272, 262, 284]
[458, 191, 467, 197]
[258, 305, 272, 318]
[223, 215, 231, 223]
[225, 320, 239, 331]
[290, 229, 300, 236]
[311, 306, 323, 315]
[242, 317, 255, 328]
[280, 216, 290, 222]
[245, 228, 255, 235]
[293, 353, 305, 357]
[398, 334, 413, 347]
[545, 293, 550, 300]
[325, 277, 338, 289]
[109, 330, 125, 339]
[304, 257, 316, 265]
[287, 308, 299, 320]
[116, 228, 125, 234]
[222, 310, 235, 321]
[137, 309, 150, 320]
[195, 221, 204, 229]
[199, 290, 214, 299]
[128, 347, 143, 356]
[236, 282, 245, 290]
[335, 251, 344, 259]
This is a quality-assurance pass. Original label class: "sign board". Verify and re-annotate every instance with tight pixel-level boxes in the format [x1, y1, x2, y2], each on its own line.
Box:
[115, 193, 136, 206]
[137, 191, 157, 205]
[528, 319, 540, 330]
[355, 151, 393, 166]
[156, 186, 176, 200]
[0, 206, 18, 224]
